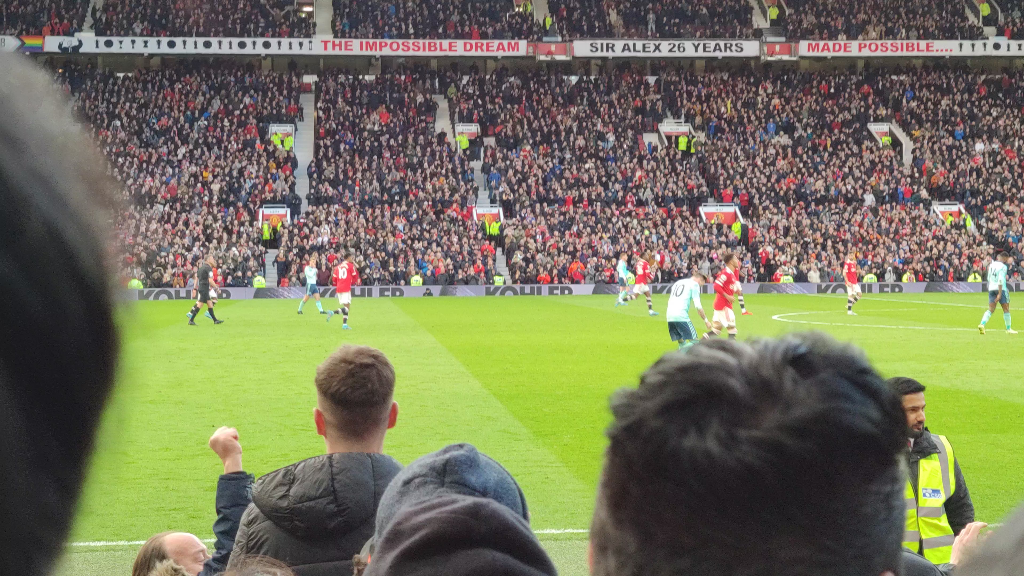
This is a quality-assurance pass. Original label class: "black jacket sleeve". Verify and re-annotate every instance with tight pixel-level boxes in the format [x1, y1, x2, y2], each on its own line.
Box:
[199, 471, 254, 576]
[946, 458, 974, 535]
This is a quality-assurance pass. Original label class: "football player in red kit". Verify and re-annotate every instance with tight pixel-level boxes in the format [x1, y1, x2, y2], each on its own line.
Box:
[327, 254, 360, 329]
[844, 253, 862, 316]
[632, 253, 658, 316]
[703, 253, 741, 340]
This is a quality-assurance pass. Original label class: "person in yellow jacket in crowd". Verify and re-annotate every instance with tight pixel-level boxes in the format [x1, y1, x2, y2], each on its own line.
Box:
[410, 272, 423, 286]
[888, 377, 975, 565]
[253, 276, 266, 288]
[863, 272, 878, 283]
[456, 133, 470, 153]
[903, 270, 914, 282]
[967, 270, 983, 282]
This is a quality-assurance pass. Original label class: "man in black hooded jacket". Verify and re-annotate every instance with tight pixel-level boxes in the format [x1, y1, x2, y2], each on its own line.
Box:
[228, 346, 402, 576]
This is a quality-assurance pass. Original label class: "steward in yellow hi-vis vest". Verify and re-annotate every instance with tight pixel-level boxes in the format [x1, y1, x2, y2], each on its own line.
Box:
[889, 377, 974, 564]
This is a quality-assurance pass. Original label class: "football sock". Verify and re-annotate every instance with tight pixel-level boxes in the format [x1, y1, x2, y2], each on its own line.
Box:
[316, 301, 323, 312]
[738, 295, 747, 312]
[298, 299, 305, 312]
[646, 295, 653, 311]
[847, 299, 854, 311]
[343, 306, 349, 324]
[188, 305, 200, 321]
[208, 308, 218, 322]
[1004, 312, 1012, 330]
[981, 310, 992, 326]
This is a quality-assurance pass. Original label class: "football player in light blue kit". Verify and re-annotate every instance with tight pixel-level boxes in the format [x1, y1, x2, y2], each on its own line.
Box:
[667, 271, 713, 352]
[615, 252, 631, 306]
[979, 251, 1016, 334]
[298, 255, 326, 315]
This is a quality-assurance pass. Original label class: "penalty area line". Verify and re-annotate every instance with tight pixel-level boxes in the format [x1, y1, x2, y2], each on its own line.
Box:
[772, 311, 977, 332]
[69, 529, 591, 547]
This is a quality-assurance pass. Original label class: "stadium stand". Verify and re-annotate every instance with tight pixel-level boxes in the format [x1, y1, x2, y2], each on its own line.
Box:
[51, 59, 1024, 287]
[91, 0, 314, 37]
[55, 63, 303, 288]
[545, 0, 754, 39]
[293, 70, 491, 287]
[331, 0, 538, 40]
[782, 0, 985, 40]
[0, 0, 88, 35]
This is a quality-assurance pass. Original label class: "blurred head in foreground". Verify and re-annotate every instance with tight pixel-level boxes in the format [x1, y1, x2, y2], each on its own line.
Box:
[590, 334, 907, 576]
[0, 54, 119, 575]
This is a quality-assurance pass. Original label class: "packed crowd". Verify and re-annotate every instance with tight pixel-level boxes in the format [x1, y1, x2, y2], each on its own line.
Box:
[545, 0, 754, 39]
[55, 63, 303, 287]
[55, 61, 1024, 288]
[332, 0, 537, 40]
[783, 0, 984, 40]
[1003, 0, 1024, 38]
[463, 67, 1024, 284]
[292, 70, 492, 286]
[91, 0, 313, 37]
[0, 0, 87, 35]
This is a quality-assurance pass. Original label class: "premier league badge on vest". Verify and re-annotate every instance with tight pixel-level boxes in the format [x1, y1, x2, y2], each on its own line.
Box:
[922, 489, 942, 499]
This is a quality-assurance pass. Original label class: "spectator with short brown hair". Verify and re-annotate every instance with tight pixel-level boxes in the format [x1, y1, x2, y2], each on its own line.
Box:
[229, 345, 402, 576]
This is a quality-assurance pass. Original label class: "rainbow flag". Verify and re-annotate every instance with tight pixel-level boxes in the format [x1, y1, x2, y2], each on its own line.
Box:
[19, 36, 44, 53]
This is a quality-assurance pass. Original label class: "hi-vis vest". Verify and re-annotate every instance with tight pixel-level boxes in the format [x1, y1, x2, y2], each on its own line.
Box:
[678, 135, 689, 151]
[410, 275, 423, 286]
[780, 275, 794, 283]
[968, 272, 982, 282]
[253, 276, 266, 288]
[903, 272, 913, 282]
[863, 273, 878, 283]
[494, 275, 505, 285]
[904, 434, 957, 564]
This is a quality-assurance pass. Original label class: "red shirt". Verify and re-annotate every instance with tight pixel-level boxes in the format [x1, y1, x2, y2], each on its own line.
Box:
[635, 260, 653, 285]
[713, 268, 738, 311]
[844, 261, 858, 285]
[333, 262, 359, 292]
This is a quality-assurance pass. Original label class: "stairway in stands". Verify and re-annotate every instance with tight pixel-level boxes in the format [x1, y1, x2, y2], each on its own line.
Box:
[295, 92, 316, 211]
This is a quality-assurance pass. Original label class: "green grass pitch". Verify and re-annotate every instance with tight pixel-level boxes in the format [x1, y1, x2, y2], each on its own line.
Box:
[56, 293, 1024, 576]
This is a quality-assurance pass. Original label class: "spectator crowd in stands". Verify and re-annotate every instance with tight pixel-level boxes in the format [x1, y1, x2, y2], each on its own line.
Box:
[332, 0, 537, 40]
[91, 0, 313, 37]
[545, 0, 754, 39]
[784, 0, 984, 40]
[55, 62, 303, 288]
[51, 59, 1024, 288]
[0, 0, 87, 35]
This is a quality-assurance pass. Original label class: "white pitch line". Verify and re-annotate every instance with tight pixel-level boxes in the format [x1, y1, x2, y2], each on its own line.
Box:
[69, 530, 591, 547]
[772, 311, 977, 331]
[806, 294, 982, 308]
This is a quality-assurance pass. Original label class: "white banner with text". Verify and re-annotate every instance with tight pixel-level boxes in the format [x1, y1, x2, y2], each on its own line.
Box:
[42, 35, 528, 56]
[799, 39, 1024, 57]
[573, 39, 760, 57]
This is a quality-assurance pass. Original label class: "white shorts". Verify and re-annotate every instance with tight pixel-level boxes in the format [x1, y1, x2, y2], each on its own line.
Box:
[337, 291, 352, 306]
[632, 283, 650, 295]
[713, 308, 736, 328]
[846, 283, 862, 298]
[209, 289, 218, 299]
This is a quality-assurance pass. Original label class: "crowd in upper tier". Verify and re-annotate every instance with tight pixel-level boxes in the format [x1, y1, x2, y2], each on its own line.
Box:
[91, 0, 314, 37]
[6, 0, 1002, 40]
[46, 61, 1024, 287]
[782, 0, 985, 40]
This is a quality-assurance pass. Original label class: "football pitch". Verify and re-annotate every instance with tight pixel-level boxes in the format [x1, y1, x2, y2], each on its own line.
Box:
[56, 293, 1024, 576]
